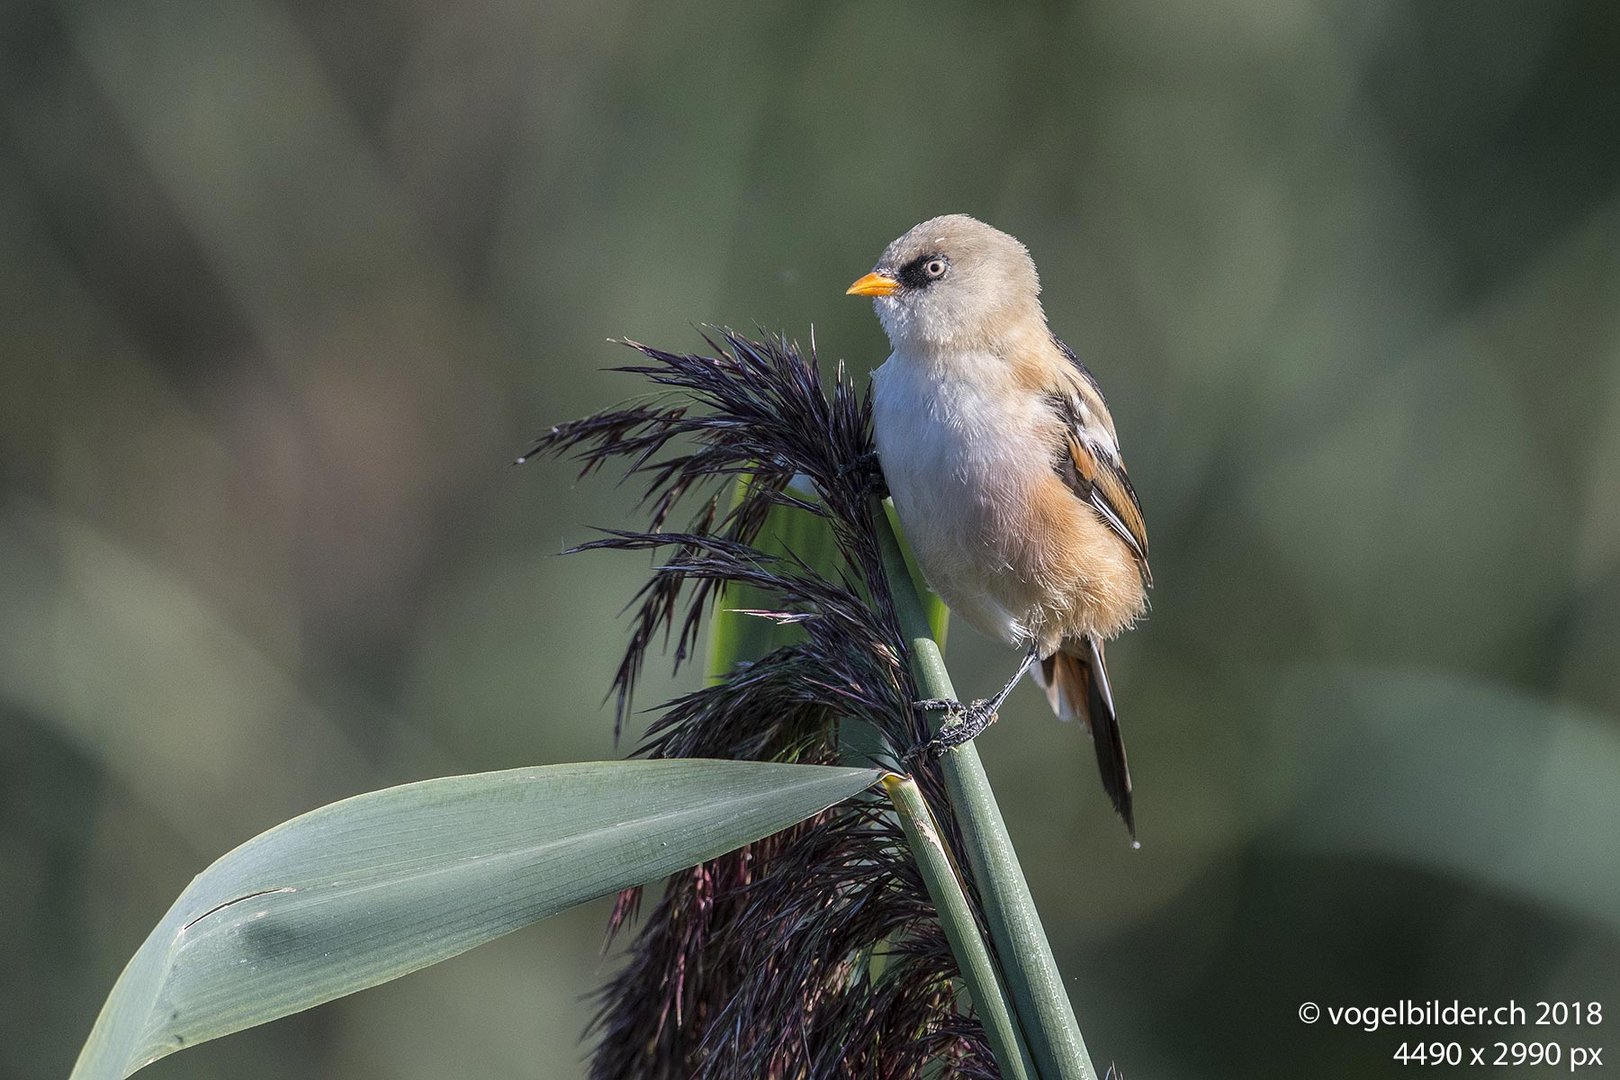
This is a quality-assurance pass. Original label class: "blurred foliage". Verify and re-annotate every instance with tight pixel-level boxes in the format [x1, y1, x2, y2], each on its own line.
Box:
[2, 1, 1617, 1077]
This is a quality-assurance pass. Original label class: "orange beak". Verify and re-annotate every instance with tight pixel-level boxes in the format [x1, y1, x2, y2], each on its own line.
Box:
[846, 271, 900, 297]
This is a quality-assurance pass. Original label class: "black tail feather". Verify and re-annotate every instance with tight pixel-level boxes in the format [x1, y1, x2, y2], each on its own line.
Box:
[1033, 639, 1135, 840]
[1081, 636, 1135, 841]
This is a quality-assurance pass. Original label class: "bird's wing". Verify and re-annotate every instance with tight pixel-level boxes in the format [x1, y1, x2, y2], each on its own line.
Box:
[1047, 334, 1152, 586]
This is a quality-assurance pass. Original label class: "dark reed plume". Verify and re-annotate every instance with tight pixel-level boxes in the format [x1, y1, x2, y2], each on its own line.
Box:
[521, 330, 995, 1077]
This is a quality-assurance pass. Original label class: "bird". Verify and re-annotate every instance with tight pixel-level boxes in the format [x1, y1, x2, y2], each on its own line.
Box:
[847, 214, 1151, 837]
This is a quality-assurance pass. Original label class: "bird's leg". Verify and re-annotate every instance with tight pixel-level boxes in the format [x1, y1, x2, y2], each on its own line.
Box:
[835, 450, 887, 498]
[982, 643, 1042, 715]
[934, 645, 1039, 747]
[909, 645, 1040, 760]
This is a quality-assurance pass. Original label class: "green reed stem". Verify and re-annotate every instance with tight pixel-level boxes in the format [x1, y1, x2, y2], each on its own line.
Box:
[874, 499, 1100, 1080]
[883, 774, 1036, 1080]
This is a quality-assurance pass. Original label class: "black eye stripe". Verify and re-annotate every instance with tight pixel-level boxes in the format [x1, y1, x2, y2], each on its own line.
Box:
[897, 254, 949, 289]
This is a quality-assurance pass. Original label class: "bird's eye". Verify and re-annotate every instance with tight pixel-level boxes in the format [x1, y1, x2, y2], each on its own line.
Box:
[923, 258, 948, 280]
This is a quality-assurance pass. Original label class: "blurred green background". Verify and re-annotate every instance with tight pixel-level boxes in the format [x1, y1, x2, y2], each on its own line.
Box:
[4, 1, 1618, 1077]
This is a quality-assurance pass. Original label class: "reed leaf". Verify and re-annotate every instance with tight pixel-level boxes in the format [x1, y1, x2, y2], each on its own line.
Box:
[71, 760, 882, 1080]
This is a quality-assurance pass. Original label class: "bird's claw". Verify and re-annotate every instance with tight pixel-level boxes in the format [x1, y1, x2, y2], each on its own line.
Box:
[836, 450, 887, 498]
[905, 698, 1000, 764]
[936, 699, 999, 746]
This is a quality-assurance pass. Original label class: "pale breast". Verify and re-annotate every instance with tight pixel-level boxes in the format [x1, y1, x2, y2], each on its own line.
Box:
[872, 351, 1145, 651]
[873, 353, 1056, 645]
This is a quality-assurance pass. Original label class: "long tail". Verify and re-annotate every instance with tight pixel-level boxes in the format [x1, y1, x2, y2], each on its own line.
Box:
[1032, 636, 1135, 839]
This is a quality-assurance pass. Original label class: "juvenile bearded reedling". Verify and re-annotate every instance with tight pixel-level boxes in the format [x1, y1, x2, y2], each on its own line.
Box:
[848, 214, 1151, 838]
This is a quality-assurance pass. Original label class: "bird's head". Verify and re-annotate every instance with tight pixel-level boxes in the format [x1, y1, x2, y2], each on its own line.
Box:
[847, 214, 1043, 352]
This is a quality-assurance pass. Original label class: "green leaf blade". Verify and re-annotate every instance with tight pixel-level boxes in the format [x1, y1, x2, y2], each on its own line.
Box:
[74, 759, 883, 1080]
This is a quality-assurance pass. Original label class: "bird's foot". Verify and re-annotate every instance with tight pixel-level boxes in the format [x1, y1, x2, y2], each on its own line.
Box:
[905, 698, 1000, 763]
[836, 450, 887, 498]
[935, 699, 999, 747]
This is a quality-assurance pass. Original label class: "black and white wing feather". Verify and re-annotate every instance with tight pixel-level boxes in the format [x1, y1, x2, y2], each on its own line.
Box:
[1047, 335, 1152, 586]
